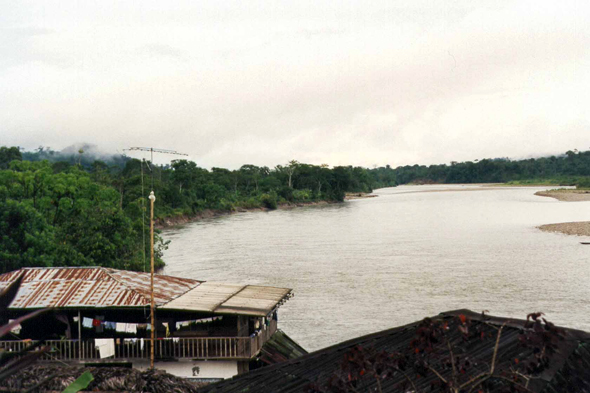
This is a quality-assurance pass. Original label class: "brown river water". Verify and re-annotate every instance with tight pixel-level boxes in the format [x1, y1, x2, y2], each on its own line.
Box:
[162, 185, 590, 351]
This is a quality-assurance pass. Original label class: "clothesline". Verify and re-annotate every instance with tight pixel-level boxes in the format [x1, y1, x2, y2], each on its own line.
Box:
[82, 317, 150, 332]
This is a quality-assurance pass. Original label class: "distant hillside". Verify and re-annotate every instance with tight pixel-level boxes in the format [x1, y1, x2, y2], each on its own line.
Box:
[392, 149, 590, 186]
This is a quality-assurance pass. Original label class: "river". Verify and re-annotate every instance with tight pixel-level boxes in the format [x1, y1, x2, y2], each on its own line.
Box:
[162, 185, 590, 352]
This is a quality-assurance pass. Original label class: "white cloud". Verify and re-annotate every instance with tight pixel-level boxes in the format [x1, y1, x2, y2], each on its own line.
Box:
[1, 0, 589, 168]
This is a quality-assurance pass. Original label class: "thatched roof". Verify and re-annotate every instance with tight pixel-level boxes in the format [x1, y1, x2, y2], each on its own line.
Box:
[0, 364, 207, 392]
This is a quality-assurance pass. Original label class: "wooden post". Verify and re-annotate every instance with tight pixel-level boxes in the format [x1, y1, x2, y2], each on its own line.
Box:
[78, 311, 82, 360]
[149, 191, 156, 369]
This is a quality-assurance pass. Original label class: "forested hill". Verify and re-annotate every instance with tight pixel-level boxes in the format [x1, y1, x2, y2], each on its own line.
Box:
[0, 146, 394, 273]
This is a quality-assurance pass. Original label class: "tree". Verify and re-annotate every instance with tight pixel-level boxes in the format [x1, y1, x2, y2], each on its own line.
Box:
[276, 160, 299, 188]
[0, 146, 22, 170]
[0, 200, 56, 273]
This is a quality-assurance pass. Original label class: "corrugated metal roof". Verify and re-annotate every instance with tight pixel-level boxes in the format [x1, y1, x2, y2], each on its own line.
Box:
[0, 267, 201, 309]
[161, 283, 293, 317]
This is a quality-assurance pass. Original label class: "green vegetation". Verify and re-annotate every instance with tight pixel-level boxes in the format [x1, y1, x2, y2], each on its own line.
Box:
[3, 144, 589, 274]
[393, 149, 590, 187]
[0, 146, 395, 273]
[0, 160, 160, 273]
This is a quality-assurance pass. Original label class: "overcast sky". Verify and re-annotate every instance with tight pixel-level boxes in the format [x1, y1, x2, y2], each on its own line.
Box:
[1, 1, 589, 169]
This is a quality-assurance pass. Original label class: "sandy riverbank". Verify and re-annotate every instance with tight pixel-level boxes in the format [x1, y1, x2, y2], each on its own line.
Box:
[535, 189, 590, 237]
[535, 189, 590, 202]
[538, 221, 590, 238]
[344, 192, 378, 200]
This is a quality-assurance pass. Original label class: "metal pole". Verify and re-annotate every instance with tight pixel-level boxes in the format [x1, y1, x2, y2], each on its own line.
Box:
[78, 310, 82, 360]
[149, 191, 156, 369]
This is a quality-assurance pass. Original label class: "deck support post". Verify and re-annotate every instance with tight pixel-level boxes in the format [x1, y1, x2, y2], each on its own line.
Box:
[78, 310, 82, 361]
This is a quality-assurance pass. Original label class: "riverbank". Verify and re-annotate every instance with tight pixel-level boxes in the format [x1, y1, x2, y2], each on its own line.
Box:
[535, 189, 590, 237]
[538, 221, 590, 238]
[156, 200, 335, 229]
[535, 189, 590, 202]
[344, 192, 378, 200]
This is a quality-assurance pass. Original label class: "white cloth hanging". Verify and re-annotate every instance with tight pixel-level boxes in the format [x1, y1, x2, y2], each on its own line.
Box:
[95, 339, 115, 359]
[82, 318, 93, 328]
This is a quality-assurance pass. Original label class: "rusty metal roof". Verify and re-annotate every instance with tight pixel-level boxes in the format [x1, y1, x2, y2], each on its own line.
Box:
[0, 267, 201, 309]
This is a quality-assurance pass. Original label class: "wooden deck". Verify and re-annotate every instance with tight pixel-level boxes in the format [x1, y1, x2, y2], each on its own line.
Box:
[0, 320, 277, 362]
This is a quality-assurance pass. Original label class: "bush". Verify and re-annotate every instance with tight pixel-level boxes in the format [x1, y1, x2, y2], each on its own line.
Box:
[292, 189, 312, 201]
[278, 186, 293, 202]
[576, 177, 590, 189]
[259, 193, 277, 210]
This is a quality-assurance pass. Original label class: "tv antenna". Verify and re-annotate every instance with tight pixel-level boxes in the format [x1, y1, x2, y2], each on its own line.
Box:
[125, 146, 188, 163]
[123, 147, 188, 369]
[124, 147, 188, 188]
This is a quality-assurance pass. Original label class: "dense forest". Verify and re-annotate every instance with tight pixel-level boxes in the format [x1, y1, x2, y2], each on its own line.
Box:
[393, 149, 590, 186]
[0, 145, 393, 274]
[1, 145, 589, 274]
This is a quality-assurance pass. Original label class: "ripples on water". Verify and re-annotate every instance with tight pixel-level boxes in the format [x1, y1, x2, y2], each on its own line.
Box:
[163, 185, 590, 351]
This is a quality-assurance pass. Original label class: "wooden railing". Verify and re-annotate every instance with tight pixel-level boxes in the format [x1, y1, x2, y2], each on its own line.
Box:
[0, 327, 276, 361]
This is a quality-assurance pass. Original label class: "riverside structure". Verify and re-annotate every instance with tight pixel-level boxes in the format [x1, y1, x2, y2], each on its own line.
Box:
[0, 267, 299, 381]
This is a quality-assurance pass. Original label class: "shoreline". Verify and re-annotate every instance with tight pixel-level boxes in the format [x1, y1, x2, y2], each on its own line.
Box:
[535, 189, 590, 238]
[156, 200, 336, 229]
[156, 193, 378, 229]
[538, 221, 590, 238]
[534, 189, 590, 202]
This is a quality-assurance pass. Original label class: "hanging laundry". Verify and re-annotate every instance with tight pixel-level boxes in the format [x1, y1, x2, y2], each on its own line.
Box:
[125, 324, 137, 334]
[94, 316, 105, 333]
[8, 320, 22, 335]
[82, 318, 93, 328]
[95, 339, 115, 359]
[140, 338, 144, 350]
[116, 323, 126, 332]
[105, 322, 116, 330]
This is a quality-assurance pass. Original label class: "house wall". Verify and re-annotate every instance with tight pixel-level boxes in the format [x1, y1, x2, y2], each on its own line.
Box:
[133, 359, 238, 379]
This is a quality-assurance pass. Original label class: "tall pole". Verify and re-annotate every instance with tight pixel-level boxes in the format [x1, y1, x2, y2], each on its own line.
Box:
[78, 310, 82, 360]
[148, 191, 156, 369]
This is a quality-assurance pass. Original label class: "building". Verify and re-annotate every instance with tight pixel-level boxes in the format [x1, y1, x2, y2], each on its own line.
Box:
[0, 267, 304, 381]
[199, 309, 590, 392]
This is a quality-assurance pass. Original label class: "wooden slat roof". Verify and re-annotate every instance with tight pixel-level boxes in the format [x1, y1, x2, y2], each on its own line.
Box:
[161, 282, 292, 317]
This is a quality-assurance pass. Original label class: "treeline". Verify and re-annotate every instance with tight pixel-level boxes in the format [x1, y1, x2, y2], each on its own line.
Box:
[4, 143, 588, 274]
[393, 150, 590, 186]
[0, 146, 396, 273]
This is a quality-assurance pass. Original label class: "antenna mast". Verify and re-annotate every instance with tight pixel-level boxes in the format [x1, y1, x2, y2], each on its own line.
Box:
[123, 146, 188, 370]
